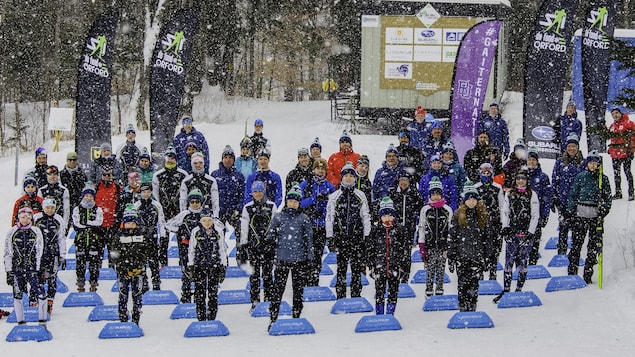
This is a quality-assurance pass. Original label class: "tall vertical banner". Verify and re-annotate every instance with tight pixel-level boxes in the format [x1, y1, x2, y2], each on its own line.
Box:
[149, 9, 199, 164]
[450, 20, 502, 164]
[75, 10, 118, 173]
[523, 0, 579, 159]
[582, 0, 618, 152]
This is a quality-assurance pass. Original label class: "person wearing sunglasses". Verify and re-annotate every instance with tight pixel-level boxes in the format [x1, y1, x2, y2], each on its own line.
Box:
[60, 151, 87, 216]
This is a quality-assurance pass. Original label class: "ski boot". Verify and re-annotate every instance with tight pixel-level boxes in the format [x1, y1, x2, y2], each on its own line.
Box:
[613, 191, 622, 200]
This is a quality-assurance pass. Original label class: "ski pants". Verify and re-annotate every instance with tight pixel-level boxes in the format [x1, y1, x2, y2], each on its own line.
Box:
[335, 241, 365, 299]
[374, 272, 399, 306]
[75, 234, 102, 286]
[307, 226, 327, 287]
[612, 157, 633, 195]
[11, 270, 46, 323]
[456, 261, 480, 312]
[269, 261, 307, 322]
[503, 234, 533, 292]
[117, 273, 144, 322]
[193, 265, 221, 321]
[177, 239, 193, 300]
[39, 258, 60, 299]
[425, 248, 446, 292]
[248, 250, 275, 303]
[569, 216, 602, 275]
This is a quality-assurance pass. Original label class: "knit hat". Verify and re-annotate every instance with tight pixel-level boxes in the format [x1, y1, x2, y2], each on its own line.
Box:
[425, 113, 435, 122]
[42, 198, 57, 208]
[251, 181, 266, 194]
[339, 130, 352, 145]
[23, 176, 37, 190]
[378, 197, 396, 217]
[429, 176, 444, 196]
[312, 158, 327, 171]
[357, 155, 370, 167]
[100, 143, 111, 152]
[528, 147, 539, 161]
[310, 137, 322, 151]
[188, 188, 204, 202]
[515, 166, 529, 180]
[414, 106, 427, 117]
[490, 102, 499, 109]
[587, 150, 601, 163]
[340, 161, 357, 178]
[222, 145, 235, 159]
[185, 139, 198, 149]
[297, 148, 310, 158]
[191, 151, 205, 164]
[67, 151, 78, 160]
[240, 137, 252, 149]
[126, 124, 136, 134]
[430, 120, 443, 131]
[513, 138, 527, 152]
[139, 181, 152, 192]
[35, 147, 47, 158]
[257, 149, 271, 159]
[611, 107, 622, 114]
[46, 165, 59, 175]
[81, 183, 96, 198]
[286, 182, 303, 202]
[398, 129, 410, 140]
[565, 132, 580, 146]
[441, 142, 455, 155]
[199, 208, 214, 221]
[462, 181, 480, 201]
[139, 147, 151, 161]
[566, 101, 576, 109]
[478, 163, 494, 175]
[181, 114, 193, 125]
[164, 145, 177, 158]
[386, 143, 398, 156]
[121, 204, 140, 225]
[254, 118, 264, 126]
[127, 171, 140, 180]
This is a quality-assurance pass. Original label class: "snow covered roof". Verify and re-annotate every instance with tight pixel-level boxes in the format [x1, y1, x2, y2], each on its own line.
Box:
[383, 0, 511, 7]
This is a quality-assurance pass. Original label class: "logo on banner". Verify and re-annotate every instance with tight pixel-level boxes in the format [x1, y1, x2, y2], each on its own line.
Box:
[534, 9, 568, 52]
[457, 80, 473, 100]
[154, 31, 187, 74]
[416, 4, 440, 27]
[531, 126, 557, 141]
[583, 7, 610, 49]
[83, 35, 109, 78]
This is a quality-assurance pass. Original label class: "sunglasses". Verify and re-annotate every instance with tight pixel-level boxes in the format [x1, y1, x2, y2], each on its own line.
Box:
[516, 176, 528, 180]
[67, 158, 77, 161]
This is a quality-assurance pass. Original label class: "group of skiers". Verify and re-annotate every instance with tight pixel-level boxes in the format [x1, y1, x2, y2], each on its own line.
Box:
[3, 103, 632, 330]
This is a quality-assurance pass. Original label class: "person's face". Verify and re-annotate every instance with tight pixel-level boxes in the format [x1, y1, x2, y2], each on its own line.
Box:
[516, 176, 528, 188]
[36, 155, 47, 165]
[18, 213, 32, 226]
[385, 152, 398, 166]
[527, 157, 538, 169]
[186, 146, 197, 156]
[128, 176, 140, 189]
[183, 123, 193, 133]
[286, 199, 300, 209]
[83, 194, 94, 203]
[313, 166, 326, 177]
[43, 205, 56, 216]
[430, 192, 442, 202]
[298, 154, 310, 167]
[189, 199, 202, 209]
[431, 160, 442, 170]
[24, 184, 37, 194]
[257, 156, 269, 169]
[566, 143, 579, 157]
[587, 161, 599, 172]
[566, 105, 576, 115]
[442, 151, 454, 162]
[126, 132, 135, 142]
[101, 172, 113, 182]
[310, 147, 321, 158]
[415, 113, 425, 123]
[139, 158, 150, 169]
[489, 106, 498, 116]
[381, 214, 395, 222]
[356, 164, 368, 176]
[46, 172, 58, 184]
[465, 197, 478, 208]
[67, 158, 78, 169]
[342, 173, 356, 185]
[252, 191, 265, 201]
[101, 149, 111, 158]
[124, 221, 137, 229]
[193, 160, 204, 171]
[477, 133, 489, 146]
[399, 136, 409, 146]
[165, 156, 177, 166]
[398, 177, 410, 190]
[515, 148, 528, 160]
[432, 127, 442, 138]
[141, 189, 152, 200]
[254, 124, 263, 134]
[612, 110, 622, 121]
[339, 142, 351, 151]
[241, 147, 251, 156]
[480, 169, 492, 179]
[200, 217, 214, 229]
[222, 155, 235, 169]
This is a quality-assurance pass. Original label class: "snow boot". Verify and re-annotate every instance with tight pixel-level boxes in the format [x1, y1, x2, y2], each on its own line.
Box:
[629, 193, 634, 202]
[47, 299, 54, 316]
[613, 191, 622, 200]
[89, 284, 98, 292]
[583, 266, 594, 284]
[292, 307, 302, 318]
[132, 311, 141, 325]
[435, 287, 444, 295]
[425, 289, 434, 298]
[386, 303, 396, 315]
[493, 290, 508, 304]
[375, 304, 385, 315]
[0, 309, 10, 318]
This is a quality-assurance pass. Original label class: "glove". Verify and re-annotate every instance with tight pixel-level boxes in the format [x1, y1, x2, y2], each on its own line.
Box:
[127, 268, 143, 277]
[418, 243, 428, 263]
[538, 217, 548, 229]
[317, 193, 329, 202]
[60, 258, 67, 270]
[6, 271, 14, 286]
[397, 269, 406, 281]
[628, 152, 634, 160]
[218, 265, 227, 284]
[230, 210, 241, 221]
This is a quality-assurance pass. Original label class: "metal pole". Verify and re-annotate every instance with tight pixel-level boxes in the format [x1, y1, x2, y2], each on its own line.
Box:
[14, 136, 18, 186]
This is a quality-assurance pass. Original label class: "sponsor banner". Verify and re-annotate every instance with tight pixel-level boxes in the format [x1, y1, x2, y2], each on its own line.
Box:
[385, 45, 413, 62]
[413, 46, 442, 62]
[149, 9, 199, 164]
[443, 29, 467, 45]
[385, 27, 414, 44]
[442, 46, 458, 62]
[384, 63, 413, 79]
[582, 0, 618, 152]
[414, 28, 442, 44]
[523, 0, 580, 159]
[450, 20, 501, 164]
[362, 15, 379, 28]
[75, 10, 118, 173]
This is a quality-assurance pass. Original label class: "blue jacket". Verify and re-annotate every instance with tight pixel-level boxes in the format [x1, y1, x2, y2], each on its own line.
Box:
[567, 169, 612, 214]
[244, 169, 283, 207]
[418, 169, 458, 211]
[422, 135, 452, 161]
[235, 156, 257, 179]
[551, 151, 585, 210]
[173, 127, 210, 173]
[372, 162, 404, 203]
[406, 121, 431, 152]
[560, 112, 583, 152]
[300, 177, 336, 227]
[528, 164, 553, 219]
[211, 162, 246, 218]
[442, 158, 468, 194]
[267, 207, 314, 263]
[478, 114, 510, 157]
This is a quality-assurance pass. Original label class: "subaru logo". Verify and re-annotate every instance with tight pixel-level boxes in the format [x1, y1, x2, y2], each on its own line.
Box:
[420, 30, 435, 38]
[531, 126, 556, 141]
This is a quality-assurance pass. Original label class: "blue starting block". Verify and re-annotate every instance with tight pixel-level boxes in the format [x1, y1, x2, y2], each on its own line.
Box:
[142, 290, 179, 305]
[229, 231, 236, 240]
[355, 314, 402, 333]
[68, 229, 76, 240]
[0, 292, 15, 307]
[380, 283, 416, 298]
[6, 325, 52, 342]
[447, 311, 494, 329]
[545, 237, 571, 250]
[497, 291, 542, 308]
[411, 250, 423, 263]
[111, 281, 119, 292]
[245, 278, 264, 291]
[225, 266, 250, 278]
[251, 301, 292, 317]
[68, 243, 76, 254]
[478, 280, 503, 295]
[88, 305, 123, 322]
[98, 322, 144, 339]
[320, 264, 334, 275]
[268, 317, 315, 336]
[228, 246, 236, 258]
[545, 275, 587, 292]
[303, 286, 336, 302]
[329, 272, 369, 288]
[331, 297, 374, 314]
[85, 268, 117, 281]
[167, 246, 179, 258]
[512, 265, 551, 280]
[44, 277, 68, 294]
[423, 294, 459, 311]
[323, 252, 337, 264]
[184, 320, 230, 337]
[7, 307, 50, 323]
[63, 258, 77, 270]
[548, 254, 584, 267]
[218, 289, 251, 305]
[160, 266, 183, 279]
[410, 270, 451, 284]
[63, 292, 104, 307]
[497, 262, 503, 270]
[170, 303, 197, 319]
[170, 233, 177, 242]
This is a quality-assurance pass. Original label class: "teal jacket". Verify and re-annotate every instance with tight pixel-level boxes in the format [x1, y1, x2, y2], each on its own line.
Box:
[567, 169, 612, 214]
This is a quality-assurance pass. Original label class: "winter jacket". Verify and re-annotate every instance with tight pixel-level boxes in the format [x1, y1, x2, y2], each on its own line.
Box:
[397, 143, 426, 183]
[608, 113, 635, 159]
[165, 208, 203, 245]
[133, 197, 166, 239]
[27, 164, 49, 189]
[60, 165, 88, 210]
[418, 169, 458, 211]
[211, 162, 246, 218]
[559, 112, 583, 152]
[72, 204, 104, 247]
[501, 189, 540, 235]
[4, 224, 44, 273]
[249, 132, 270, 156]
[355, 174, 373, 206]
[94, 180, 122, 228]
[89, 155, 124, 185]
[447, 205, 490, 265]
[325, 186, 371, 243]
[502, 155, 527, 190]
[111, 227, 147, 277]
[443, 158, 468, 194]
[406, 120, 432, 152]
[418, 203, 453, 251]
[478, 114, 510, 157]
[179, 172, 220, 216]
[115, 141, 144, 171]
[116, 186, 142, 224]
[137, 164, 156, 184]
[528, 165, 553, 219]
[152, 165, 188, 219]
[267, 207, 314, 263]
[244, 169, 283, 208]
[240, 198, 277, 256]
[173, 127, 210, 173]
[473, 181, 504, 225]
[178, 154, 194, 174]
[390, 186, 424, 230]
[12, 194, 42, 226]
[37, 181, 71, 226]
[422, 134, 451, 161]
[567, 169, 612, 214]
[464, 144, 503, 182]
[326, 149, 361, 188]
[300, 176, 336, 227]
[33, 212, 66, 267]
[188, 219, 228, 268]
[372, 162, 404, 203]
[235, 156, 257, 179]
[551, 151, 585, 210]
[370, 222, 410, 278]
[286, 164, 313, 194]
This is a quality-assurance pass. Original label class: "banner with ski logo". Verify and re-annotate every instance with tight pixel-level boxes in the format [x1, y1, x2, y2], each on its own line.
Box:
[75, 10, 118, 173]
[149, 9, 199, 164]
[523, 0, 579, 159]
[582, 0, 619, 153]
[450, 20, 502, 164]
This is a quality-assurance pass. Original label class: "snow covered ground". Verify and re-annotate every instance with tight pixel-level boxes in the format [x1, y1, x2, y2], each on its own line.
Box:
[1, 87, 635, 356]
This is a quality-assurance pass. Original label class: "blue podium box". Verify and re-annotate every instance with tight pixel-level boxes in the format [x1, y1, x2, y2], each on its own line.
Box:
[329, 272, 369, 287]
[447, 311, 494, 329]
[88, 305, 123, 322]
[63, 292, 104, 307]
[410, 269, 450, 284]
[0, 292, 15, 307]
[545, 275, 587, 292]
[63, 258, 77, 270]
[497, 291, 542, 308]
[478, 280, 503, 295]
[355, 314, 402, 333]
[142, 290, 179, 305]
[68, 243, 76, 254]
[411, 250, 423, 263]
[268, 318, 315, 336]
[170, 303, 197, 319]
[184, 320, 230, 337]
[85, 268, 117, 281]
[225, 266, 250, 278]
[512, 265, 551, 280]
[331, 297, 374, 314]
[323, 252, 337, 264]
[6, 325, 52, 342]
[303, 286, 336, 302]
[245, 278, 264, 291]
[7, 307, 50, 323]
[380, 283, 416, 299]
[423, 294, 459, 311]
[320, 264, 334, 275]
[251, 301, 291, 317]
[228, 246, 237, 258]
[167, 246, 179, 258]
[548, 254, 584, 267]
[160, 266, 183, 279]
[545, 237, 572, 250]
[98, 322, 144, 339]
[218, 289, 251, 305]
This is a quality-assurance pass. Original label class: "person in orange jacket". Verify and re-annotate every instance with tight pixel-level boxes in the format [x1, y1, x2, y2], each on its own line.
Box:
[607, 108, 635, 201]
[326, 130, 361, 188]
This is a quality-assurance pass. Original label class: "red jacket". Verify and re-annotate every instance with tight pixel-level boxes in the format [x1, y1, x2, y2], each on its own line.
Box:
[11, 195, 42, 225]
[608, 113, 635, 159]
[95, 181, 121, 228]
[326, 149, 361, 188]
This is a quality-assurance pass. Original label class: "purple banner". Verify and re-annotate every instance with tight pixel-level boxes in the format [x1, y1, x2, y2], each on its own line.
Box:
[450, 20, 501, 164]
